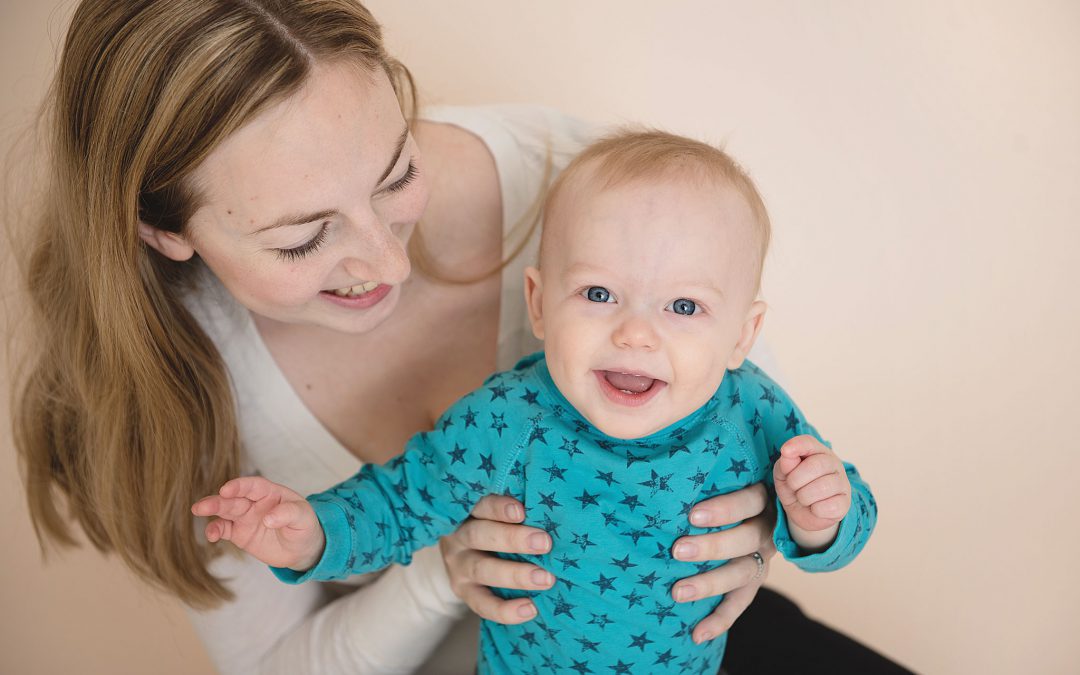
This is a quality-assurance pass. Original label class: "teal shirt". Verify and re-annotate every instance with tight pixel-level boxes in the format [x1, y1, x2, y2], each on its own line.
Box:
[275, 353, 877, 674]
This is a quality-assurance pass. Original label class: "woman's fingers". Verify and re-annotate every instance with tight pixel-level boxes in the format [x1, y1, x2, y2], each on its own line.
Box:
[453, 517, 552, 555]
[690, 570, 765, 644]
[671, 551, 762, 603]
[457, 547, 555, 592]
[452, 581, 538, 624]
[468, 494, 526, 523]
[688, 482, 768, 528]
[673, 513, 771, 562]
[191, 495, 253, 519]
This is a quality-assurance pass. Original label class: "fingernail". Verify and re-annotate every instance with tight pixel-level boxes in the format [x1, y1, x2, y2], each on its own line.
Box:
[674, 542, 698, 560]
[528, 532, 551, 552]
[689, 510, 708, 526]
[675, 584, 697, 602]
[505, 503, 524, 521]
[517, 602, 537, 618]
[531, 569, 554, 587]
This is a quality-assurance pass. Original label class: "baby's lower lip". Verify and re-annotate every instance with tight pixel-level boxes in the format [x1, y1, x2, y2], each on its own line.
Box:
[319, 283, 392, 309]
[593, 370, 666, 407]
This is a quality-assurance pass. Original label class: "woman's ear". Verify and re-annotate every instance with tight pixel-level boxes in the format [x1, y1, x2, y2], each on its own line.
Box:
[726, 300, 767, 370]
[524, 266, 545, 340]
[138, 222, 196, 261]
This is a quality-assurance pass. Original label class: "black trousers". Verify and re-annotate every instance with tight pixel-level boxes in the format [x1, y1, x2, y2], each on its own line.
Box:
[722, 587, 915, 674]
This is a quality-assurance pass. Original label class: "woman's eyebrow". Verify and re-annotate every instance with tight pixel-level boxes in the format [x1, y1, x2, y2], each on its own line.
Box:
[249, 126, 409, 235]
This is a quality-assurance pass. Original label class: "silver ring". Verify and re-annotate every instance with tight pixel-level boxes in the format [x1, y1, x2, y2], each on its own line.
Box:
[750, 551, 765, 580]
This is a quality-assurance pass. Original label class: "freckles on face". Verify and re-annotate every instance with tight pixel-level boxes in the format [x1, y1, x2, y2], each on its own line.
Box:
[181, 62, 427, 328]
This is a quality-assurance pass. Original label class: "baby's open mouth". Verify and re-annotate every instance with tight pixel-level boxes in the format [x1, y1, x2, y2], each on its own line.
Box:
[602, 370, 658, 394]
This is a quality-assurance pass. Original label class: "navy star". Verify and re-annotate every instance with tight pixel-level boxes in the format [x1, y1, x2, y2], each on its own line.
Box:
[785, 408, 800, 432]
[611, 554, 638, 572]
[509, 642, 525, 659]
[541, 461, 568, 482]
[687, 469, 708, 488]
[749, 409, 764, 436]
[589, 612, 614, 630]
[509, 459, 524, 479]
[466, 479, 486, 494]
[573, 419, 590, 434]
[440, 416, 454, 432]
[489, 412, 508, 437]
[552, 594, 577, 618]
[519, 628, 539, 646]
[594, 469, 616, 486]
[727, 458, 749, 478]
[441, 474, 461, 491]
[571, 531, 597, 552]
[646, 601, 677, 625]
[538, 513, 561, 537]
[488, 382, 511, 401]
[575, 636, 602, 652]
[520, 388, 540, 405]
[601, 511, 621, 527]
[556, 553, 580, 570]
[622, 589, 646, 609]
[560, 437, 584, 458]
[360, 551, 376, 566]
[476, 452, 496, 477]
[375, 520, 389, 536]
[619, 492, 643, 511]
[759, 383, 780, 408]
[728, 388, 742, 408]
[552, 404, 568, 417]
[635, 571, 661, 589]
[538, 491, 562, 510]
[652, 542, 669, 559]
[625, 450, 647, 468]
[414, 511, 433, 527]
[528, 418, 551, 445]
[638, 469, 674, 496]
[541, 654, 560, 670]
[620, 527, 653, 545]
[462, 406, 478, 428]
[536, 620, 560, 641]
[704, 436, 725, 455]
[679, 500, 695, 516]
[448, 444, 468, 465]
[627, 631, 654, 651]
[596, 439, 616, 451]
[418, 452, 436, 467]
[608, 661, 634, 675]
[671, 620, 692, 639]
[559, 577, 577, 592]
[591, 572, 617, 595]
[668, 443, 690, 457]
[653, 649, 677, 666]
[569, 660, 593, 674]
[574, 489, 600, 509]
[345, 493, 366, 512]
[417, 487, 434, 506]
[643, 511, 671, 529]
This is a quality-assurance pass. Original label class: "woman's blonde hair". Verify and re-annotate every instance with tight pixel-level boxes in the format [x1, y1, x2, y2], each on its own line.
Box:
[11, 0, 422, 608]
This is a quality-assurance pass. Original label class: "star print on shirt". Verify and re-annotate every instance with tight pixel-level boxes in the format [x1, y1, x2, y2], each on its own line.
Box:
[488, 383, 511, 401]
[477, 452, 496, 477]
[462, 407, 478, 428]
[591, 572, 617, 595]
[520, 388, 540, 405]
[759, 383, 781, 409]
[727, 458, 749, 478]
[627, 630, 654, 651]
[638, 469, 674, 496]
[542, 461, 568, 482]
[490, 412, 509, 437]
[448, 444, 467, 465]
[575, 489, 600, 509]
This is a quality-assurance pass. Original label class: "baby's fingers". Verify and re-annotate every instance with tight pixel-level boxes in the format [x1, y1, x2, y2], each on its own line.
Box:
[809, 494, 850, 520]
[794, 473, 849, 509]
[191, 495, 253, 520]
[263, 500, 313, 529]
[204, 518, 233, 543]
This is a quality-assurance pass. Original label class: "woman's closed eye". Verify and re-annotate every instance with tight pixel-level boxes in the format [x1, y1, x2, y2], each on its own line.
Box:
[275, 223, 329, 261]
[383, 160, 418, 194]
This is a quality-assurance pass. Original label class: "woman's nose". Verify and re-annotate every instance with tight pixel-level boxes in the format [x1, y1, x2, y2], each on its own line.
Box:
[341, 214, 411, 284]
[611, 313, 659, 351]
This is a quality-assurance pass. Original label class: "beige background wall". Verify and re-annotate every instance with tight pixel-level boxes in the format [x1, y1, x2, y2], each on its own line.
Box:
[3, 1, 1077, 673]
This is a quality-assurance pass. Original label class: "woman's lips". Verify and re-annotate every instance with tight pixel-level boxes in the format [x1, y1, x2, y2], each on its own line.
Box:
[319, 283, 392, 309]
[593, 370, 667, 407]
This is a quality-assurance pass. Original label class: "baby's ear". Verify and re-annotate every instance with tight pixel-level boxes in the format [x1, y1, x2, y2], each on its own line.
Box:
[138, 222, 196, 261]
[726, 300, 767, 370]
[524, 266, 545, 340]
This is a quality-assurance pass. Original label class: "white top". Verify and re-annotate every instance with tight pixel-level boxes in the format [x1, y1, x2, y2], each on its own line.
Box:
[183, 104, 599, 675]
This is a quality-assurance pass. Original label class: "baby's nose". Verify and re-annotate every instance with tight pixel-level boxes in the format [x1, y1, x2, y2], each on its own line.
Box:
[612, 314, 659, 351]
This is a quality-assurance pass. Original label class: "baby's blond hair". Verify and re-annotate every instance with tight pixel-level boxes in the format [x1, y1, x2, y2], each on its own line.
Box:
[542, 129, 771, 284]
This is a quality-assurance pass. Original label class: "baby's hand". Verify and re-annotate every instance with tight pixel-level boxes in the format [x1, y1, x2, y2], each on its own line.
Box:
[191, 476, 325, 571]
[773, 435, 851, 551]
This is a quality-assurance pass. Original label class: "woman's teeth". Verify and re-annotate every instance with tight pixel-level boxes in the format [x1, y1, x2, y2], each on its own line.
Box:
[331, 281, 380, 297]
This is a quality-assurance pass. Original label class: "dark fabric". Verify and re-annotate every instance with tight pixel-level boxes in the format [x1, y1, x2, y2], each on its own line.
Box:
[722, 587, 916, 674]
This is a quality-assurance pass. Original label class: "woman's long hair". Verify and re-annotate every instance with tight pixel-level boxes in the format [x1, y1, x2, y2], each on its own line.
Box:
[10, 0, 418, 608]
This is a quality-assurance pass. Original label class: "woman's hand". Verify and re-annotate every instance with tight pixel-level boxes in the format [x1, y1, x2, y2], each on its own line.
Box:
[439, 495, 556, 624]
[668, 482, 778, 644]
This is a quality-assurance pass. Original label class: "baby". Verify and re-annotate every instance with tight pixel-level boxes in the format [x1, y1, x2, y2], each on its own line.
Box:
[193, 130, 877, 674]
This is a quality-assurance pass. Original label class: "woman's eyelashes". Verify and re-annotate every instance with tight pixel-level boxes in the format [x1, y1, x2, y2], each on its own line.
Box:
[276, 223, 329, 261]
[384, 160, 418, 193]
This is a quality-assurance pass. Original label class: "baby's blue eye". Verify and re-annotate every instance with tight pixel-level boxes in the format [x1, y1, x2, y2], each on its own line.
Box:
[670, 298, 698, 315]
[585, 286, 612, 303]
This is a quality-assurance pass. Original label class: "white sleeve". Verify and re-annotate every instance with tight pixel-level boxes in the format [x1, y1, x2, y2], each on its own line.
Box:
[187, 545, 464, 675]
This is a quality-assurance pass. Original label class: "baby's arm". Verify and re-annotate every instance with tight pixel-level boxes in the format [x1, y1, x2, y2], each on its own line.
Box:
[773, 435, 850, 551]
[191, 477, 326, 571]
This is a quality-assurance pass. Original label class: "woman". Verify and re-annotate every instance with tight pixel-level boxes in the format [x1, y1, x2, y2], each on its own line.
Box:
[11, 1, 905, 672]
